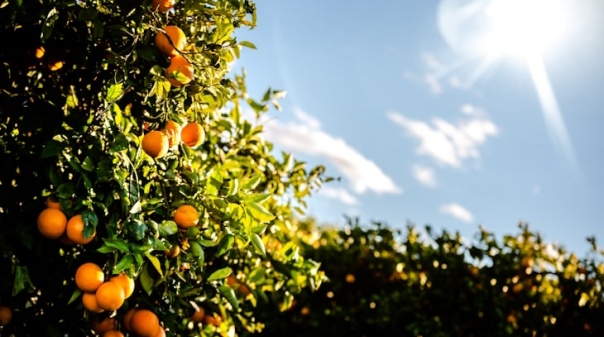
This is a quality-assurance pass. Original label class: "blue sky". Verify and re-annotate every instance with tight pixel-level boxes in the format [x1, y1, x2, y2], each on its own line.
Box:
[233, 0, 604, 254]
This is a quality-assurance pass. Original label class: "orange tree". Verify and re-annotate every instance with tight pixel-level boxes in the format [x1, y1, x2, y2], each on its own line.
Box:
[256, 219, 604, 337]
[0, 0, 327, 335]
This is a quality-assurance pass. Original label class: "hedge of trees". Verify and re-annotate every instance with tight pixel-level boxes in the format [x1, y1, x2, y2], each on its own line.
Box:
[256, 218, 604, 337]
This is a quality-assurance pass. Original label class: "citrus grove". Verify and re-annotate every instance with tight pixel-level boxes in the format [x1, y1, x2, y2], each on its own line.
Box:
[0, 0, 327, 335]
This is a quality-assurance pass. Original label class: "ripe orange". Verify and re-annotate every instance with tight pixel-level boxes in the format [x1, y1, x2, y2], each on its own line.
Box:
[180, 122, 204, 148]
[155, 25, 186, 56]
[37, 208, 68, 239]
[130, 309, 160, 337]
[164, 244, 180, 258]
[102, 331, 125, 337]
[109, 273, 135, 299]
[76, 262, 105, 292]
[163, 120, 181, 148]
[151, 0, 174, 12]
[152, 326, 166, 337]
[204, 313, 222, 327]
[190, 306, 205, 323]
[0, 306, 11, 326]
[48, 60, 64, 71]
[166, 55, 194, 87]
[123, 307, 138, 331]
[35, 46, 45, 59]
[96, 281, 125, 311]
[66, 214, 96, 245]
[46, 197, 61, 209]
[142, 130, 169, 159]
[173, 204, 199, 229]
[91, 316, 116, 333]
[82, 292, 104, 313]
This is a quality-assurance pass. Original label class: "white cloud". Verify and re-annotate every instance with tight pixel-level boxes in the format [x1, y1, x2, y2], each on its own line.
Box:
[412, 164, 437, 187]
[319, 186, 359, 206]
[424, 74, 443, 94]
[263, 108, 401, 195]
[387, 107, 498, 168]
[421, 52, 444, 72]
[440, 203, 474, 224]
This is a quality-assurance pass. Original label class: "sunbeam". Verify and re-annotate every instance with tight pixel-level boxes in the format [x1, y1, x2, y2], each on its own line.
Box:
[437, 0, 580, 178]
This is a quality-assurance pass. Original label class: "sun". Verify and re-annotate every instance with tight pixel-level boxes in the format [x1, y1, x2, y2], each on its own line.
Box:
[480, 0, 568, 59]
[437, 0, 581, 179]
[437, 0, 571, 60]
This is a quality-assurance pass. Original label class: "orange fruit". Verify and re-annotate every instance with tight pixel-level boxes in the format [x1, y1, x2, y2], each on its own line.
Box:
[76, 262, 105, 292]
[35, 46, 45, 59]
[96, 281, 125, 311]
[151, 0, 174, 12]
[123, 307, 138, 331]
[190, 306, 205, 323]
[180, 122, 204, 148]
[166, 55, 194, 87]
[91, 316, 116, 333]
[130, 309, 160, 337]
[82, 292, 104, 313]
[37, 208, 67, 239]
[48, 60, 64, 71]
[152, 326, 166, 337]
[66, 214, 96, 245]
[155, 25, 186, 56]
[164, 244, 180, 258]
[173, 204, 199, 229]
[102, 331, 125, 337]
[46, 197, 61, 209]
[163, 120, 181, 148]
[109, 273, 135, 299]
[0, 306, 11, 326]
[204, 313, 222, 327]
[142, 130, 169, 159]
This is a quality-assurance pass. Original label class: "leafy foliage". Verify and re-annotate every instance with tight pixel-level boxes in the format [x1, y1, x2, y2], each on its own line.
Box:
[257, 219, 604, 337]
[0, 0, 326, 335]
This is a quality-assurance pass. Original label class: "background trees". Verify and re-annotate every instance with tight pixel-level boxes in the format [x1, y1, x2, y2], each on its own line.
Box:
[256, 218, 604, 337]
[0, 0, 326, 335]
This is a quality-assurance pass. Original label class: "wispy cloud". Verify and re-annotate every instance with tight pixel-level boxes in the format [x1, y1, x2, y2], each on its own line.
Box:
[440, 203, 474, 224]
[424, 74, 443, 94]
[263, 108, 402, 195]
[387, 105, 498, 168]
[412, 164, 437, 187]
[319, 186, 359, 206]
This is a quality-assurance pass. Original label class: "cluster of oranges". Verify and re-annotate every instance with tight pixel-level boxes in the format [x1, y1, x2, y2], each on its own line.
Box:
[36, 197, 96, 245]
[123, 308, 166, 337]
[141, 119, 205, 159]
[75, 262, 134, 313]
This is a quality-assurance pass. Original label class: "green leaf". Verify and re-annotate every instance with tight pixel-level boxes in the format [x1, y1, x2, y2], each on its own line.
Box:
[98, 238, 130, 254]
[109, 133, 129, 153]
[248, 267, 266, 284]
[81, 156, 95, 171]
[56, 182, 75, 199]
[113, 255, 134, 274]
[67, 289, 82, 305]
[40, 140, 64, 158]
[12, 266, 33, 296]
[219, 285, 239, 311]
[242, 174, 261, 190]
[238, 40, 256, 49]
[207, 267, 232, 281]
[140, 263, 154, 295]
[159, 220, 178, 237]
[145, 252, 163, 277]
[198, 239, 218, 247]
[242, 193, 270, 204]
[129, 200, 142, 214]
[106, 83, 124, 102]
[247, 202, 275, 222]
[81, 209, 98, 239]
[251, 233, 266, 257]
[216, 234, 235, 257]
[126, 220, 147, 241]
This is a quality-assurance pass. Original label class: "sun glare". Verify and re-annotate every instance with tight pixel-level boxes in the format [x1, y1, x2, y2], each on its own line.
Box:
[437, 0, 580, 179]
[481, 0, 568, 58]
